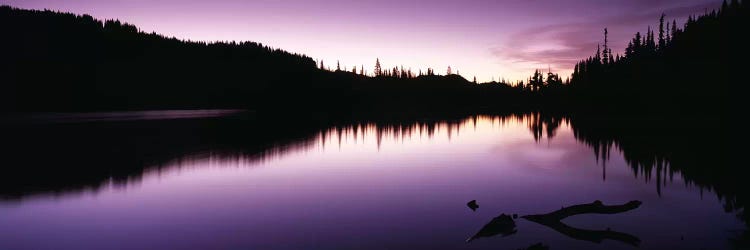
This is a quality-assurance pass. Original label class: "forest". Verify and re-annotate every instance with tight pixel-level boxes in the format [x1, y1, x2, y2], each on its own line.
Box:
[1, 2, 747, 247]
[564, 0, 744, 116]
[0, 5, 526, 113]
[1, 1, 745, 115]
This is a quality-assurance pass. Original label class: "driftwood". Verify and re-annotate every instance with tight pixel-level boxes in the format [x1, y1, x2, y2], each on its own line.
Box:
[523, 200, 642, 221]
[522, 200, 642, 247]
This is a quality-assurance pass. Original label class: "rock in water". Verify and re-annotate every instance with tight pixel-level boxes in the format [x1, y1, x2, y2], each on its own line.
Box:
[466, 214, 517, 242]
[467, 200, 479, 211]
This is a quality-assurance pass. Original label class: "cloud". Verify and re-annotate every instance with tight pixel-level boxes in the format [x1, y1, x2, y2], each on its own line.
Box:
[491, 1, 719, 74]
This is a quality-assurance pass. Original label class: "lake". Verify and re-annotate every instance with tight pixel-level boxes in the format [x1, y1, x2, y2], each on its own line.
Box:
[0, 111, 742, 249]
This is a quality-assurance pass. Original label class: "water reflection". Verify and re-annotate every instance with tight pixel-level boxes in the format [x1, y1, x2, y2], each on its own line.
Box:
[1, 109, 245, 124]
[520, 200, 643, 247]
[0, 112, 324, 200]
[0, 112, 742, 249]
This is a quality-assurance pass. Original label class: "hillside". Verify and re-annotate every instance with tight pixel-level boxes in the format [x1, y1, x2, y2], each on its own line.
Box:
[568, 0, 746, 115]
[0, 6, 335, 111]
[1, 6, 531, 113]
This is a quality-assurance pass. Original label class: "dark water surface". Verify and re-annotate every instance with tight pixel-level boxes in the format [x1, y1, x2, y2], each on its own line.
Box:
[0, 111, 741, 249]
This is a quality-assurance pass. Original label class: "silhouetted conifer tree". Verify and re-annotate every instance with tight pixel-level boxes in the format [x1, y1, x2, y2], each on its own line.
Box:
[659, 14, 666, 50]
[374, 58, 382, 77]
[603, 28, 610, 64]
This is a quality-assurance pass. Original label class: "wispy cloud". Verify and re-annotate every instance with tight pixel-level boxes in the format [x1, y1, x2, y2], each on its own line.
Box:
[491, 1, 719, 74]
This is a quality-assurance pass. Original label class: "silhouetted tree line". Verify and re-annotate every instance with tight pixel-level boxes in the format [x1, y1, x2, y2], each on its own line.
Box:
[286, 54, 539, 112]
[0, 6, 538, 113]
[568, 0, 746, 115]
[0, 6, 335, 111]
[1, 3, 744, 246]
[0, 3, 742, 115]
[541, 1, 747, 236]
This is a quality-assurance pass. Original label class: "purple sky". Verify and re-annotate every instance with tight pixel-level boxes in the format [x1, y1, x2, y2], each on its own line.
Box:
[1, 0, 720, 81]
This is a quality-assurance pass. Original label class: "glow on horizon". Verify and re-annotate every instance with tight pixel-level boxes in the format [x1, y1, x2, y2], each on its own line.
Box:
[1, 0, 719, 82]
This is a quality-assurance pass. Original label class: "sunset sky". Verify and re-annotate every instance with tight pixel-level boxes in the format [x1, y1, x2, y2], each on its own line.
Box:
[1, 0, 720, 81]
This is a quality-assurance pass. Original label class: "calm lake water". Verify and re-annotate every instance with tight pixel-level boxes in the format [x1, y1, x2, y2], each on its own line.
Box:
[0, 112, 742, 249]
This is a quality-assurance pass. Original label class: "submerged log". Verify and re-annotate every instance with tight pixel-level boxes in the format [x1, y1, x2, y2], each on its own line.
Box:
[522, 200, 642, 246]
[524, 217, 641, 246]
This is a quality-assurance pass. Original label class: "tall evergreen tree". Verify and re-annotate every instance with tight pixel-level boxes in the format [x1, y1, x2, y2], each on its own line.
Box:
[659, 13, 666, 49]
[626, 41, 634, 57]
[374, 58, 382, 77]
[603, 28, 610, 64]
[634, 32, 642, 50]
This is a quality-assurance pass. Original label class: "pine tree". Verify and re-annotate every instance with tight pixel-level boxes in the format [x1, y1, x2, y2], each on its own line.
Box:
[626, 41, 634, 57]
[634, 32, 642, 51]
[603, 28, 609, 64]
[374, 58, 382, 76]
[646, 27, 656, 51]
[659, 14, 666, 50]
